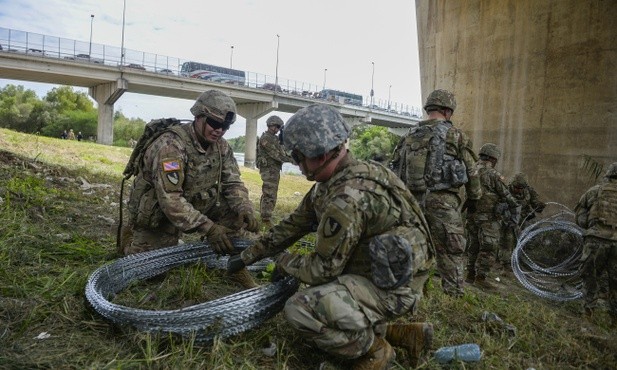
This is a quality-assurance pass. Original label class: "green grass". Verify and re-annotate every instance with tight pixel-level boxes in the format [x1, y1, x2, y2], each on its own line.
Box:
[0, 127, 615, 369]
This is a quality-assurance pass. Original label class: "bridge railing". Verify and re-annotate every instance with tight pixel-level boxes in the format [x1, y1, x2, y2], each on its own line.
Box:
[0, 26, 423, 118]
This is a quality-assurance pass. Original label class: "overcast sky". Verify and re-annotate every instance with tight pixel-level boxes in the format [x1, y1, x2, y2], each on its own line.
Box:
[0, 0, 422, 138]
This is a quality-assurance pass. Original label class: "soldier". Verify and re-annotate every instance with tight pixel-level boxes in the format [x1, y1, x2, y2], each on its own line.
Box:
[228, 104, 435, 369]
[124, 89, 259, 288]
[391, 89, 482, 297]
[465, 143, 519, 289]
[257, 115, 293, 229]
[575, 162, 617, 328]
[498, 172, 546, 268]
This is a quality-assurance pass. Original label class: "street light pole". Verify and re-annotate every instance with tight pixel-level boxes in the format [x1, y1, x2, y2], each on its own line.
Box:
[230, 45, 234, 68]
[275, 34, 280, 91]
[323, 68, 327, 90]
[89, 14, 94, 56]
[388, 84, 392, 110]
[370, 61, 375, 107]
[120, 0, 127, 66]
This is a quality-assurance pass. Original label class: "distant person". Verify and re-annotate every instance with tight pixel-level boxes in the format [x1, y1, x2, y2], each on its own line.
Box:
[498, 172, 546, 268]
[390, 89, 482, 297]
[228, 104, 435, 368]
[575, 162, 617, 328]
[67, 129, 76, 140]
[128, 138, 137, 148]
[465, 143, 519, 289]
[256, 115, 293, 229]
[61, 130, 68, 140]
[122, 89, 259, 289]
[77, 131, 83, 141]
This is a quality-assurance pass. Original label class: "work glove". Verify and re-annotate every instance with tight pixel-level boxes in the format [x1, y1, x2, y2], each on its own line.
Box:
[227, 254, 246, 275]
[463, 199, 477, 214]
[204, 224, 234, 255]
[238, 210, 259, 233]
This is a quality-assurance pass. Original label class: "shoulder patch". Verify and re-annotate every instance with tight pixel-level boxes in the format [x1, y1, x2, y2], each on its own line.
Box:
[162, 160, 181, 172]
[323, 216, 342, 238]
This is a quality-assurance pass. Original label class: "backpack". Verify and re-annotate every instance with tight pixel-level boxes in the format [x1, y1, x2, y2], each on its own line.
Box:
[255, 135, 266, 169]
[399, 121, 468, 192]
[589, 181, 617, 229]
[122, 118, 191, 180]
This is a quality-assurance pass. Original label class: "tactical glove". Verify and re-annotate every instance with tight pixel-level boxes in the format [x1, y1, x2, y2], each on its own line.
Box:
[204, 224, 234, 255]
[239, 210, 259, 232]
[463, 199, 478, 214]
[227, 254, 246, 274]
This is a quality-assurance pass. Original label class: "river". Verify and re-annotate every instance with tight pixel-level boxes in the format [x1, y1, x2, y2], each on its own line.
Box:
[234, 153, 302, 175]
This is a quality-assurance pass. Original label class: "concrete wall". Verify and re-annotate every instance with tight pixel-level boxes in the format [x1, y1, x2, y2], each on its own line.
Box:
[415, 0, 617, 207]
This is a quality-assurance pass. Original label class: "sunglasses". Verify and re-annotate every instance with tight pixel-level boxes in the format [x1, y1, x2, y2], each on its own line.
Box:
[205, 116, 232, 131]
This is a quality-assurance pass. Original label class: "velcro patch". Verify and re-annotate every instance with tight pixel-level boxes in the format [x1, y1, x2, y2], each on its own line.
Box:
[162, 160, 181, 172]
[323, 216, 342, 238]
[166, 172, 180, 185]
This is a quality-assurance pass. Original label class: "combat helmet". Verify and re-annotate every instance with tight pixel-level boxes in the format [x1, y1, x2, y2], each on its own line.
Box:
[479, 143, 501, 160]
[511, 173, 528, 187]
[424, 89, 457, 112]
[605, 162, 617, 179]
[283, 104, 350, 158]
[190, 90, 237, 124]
[266, 115, 284, 127]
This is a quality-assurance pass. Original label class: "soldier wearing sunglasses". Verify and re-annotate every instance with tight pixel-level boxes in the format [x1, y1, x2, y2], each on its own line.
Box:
[124, 89, 259, 289]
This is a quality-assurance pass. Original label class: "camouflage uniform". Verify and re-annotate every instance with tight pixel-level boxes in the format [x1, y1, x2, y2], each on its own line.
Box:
[575, 162, 617, 324]
[466, 144, 519, 281]
[391, 89, 482, 297]
[125, 91, 255, 255]
[258, 116, 293, 222]
[240, 104, 435, 362]
[499, 173, 546, 266]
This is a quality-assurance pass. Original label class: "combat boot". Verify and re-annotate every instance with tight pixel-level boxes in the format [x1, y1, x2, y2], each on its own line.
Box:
[474, 275, 496, 290]
[230, 267, 259, 289]
[386, 322, 433, 368]
[465, 271, 476, 284]
[353, 336, 395, 370]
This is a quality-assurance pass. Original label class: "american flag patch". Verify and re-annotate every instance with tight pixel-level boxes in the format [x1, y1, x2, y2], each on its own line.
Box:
[162, 160, 180, 172]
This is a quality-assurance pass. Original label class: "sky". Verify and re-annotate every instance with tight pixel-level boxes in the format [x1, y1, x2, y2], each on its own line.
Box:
[0, 0, 422, 139]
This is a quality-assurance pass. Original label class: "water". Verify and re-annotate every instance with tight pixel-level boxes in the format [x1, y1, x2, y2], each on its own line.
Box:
[234, 153, 302, 175]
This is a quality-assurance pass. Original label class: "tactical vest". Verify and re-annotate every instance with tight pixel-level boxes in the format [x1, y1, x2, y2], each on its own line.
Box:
[476, 165, 501, 214]
[400, 120, 468, 192]
[127, 123, 225, 228]
[589, 181, 617, 229]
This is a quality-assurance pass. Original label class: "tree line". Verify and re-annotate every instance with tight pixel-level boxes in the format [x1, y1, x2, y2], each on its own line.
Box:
[0, 83, 400, 159]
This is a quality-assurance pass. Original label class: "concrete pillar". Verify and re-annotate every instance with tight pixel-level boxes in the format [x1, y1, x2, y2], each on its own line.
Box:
[89, 78, 127, 145]
[415, 0, 617, 206]
[236, 101, 278, 168]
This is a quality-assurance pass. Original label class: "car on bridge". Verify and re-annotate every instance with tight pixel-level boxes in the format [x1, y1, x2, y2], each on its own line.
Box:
[156, 68, 174, 75]
[261, 83, 282, 93]
[125, 63, 146, 71]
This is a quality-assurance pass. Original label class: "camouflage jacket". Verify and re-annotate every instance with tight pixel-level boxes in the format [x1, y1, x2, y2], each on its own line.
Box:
[473, 160, 519, 217]
[258, 131, 292, 169]
[245, 153, 434, 286]
[127, 122, 253, 233]
[508, 183, 545, 222]
[575, 179, 617, 240]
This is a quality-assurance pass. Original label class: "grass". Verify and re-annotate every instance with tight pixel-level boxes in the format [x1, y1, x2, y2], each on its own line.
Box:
[0, 127, 616, 369]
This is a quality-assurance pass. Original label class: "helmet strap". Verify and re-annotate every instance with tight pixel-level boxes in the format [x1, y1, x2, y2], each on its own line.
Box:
[304, 145, 344, 181]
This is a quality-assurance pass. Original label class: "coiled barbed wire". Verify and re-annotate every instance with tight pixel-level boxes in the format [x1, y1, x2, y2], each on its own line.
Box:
[511, 202, 584, 301]
[85, 240, 300, 343]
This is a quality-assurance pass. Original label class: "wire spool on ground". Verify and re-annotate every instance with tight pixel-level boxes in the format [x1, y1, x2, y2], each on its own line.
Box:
[85, 240, 300, 343]
[512, 202, 584, 301]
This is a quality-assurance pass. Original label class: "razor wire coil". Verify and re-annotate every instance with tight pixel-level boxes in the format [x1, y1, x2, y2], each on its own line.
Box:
[511, 202, 584, 301]
[85, 239, 300, 343]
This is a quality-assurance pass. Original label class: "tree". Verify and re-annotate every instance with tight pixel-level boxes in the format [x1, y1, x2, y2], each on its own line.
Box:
[113, 111, 146, 147]
[349, 125, 399, 162]
[44, 86, 94, 114]
[0, 85, 40, 132]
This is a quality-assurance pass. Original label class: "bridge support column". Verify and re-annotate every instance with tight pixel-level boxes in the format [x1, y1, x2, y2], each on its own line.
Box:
[89, 78, 128, 145]
[236, 101, 278, 168]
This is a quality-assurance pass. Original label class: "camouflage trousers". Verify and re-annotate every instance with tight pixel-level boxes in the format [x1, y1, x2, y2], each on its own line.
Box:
[283, 273, 428, 360]
[498, 225, 517, 266]
[259, 165, 281, 221]
[466, 216, 501, 278]
[424, 191, 466, 296]
[580, 236, 617, 317]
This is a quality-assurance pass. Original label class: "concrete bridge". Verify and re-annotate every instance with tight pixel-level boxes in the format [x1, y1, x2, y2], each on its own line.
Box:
[0, 33, 420, 167]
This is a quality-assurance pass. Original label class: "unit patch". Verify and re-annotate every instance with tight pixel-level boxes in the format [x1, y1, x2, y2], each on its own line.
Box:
[162, 160, 181, 172]
[323, 216, 342, 238]
[166, 172, 180, 185]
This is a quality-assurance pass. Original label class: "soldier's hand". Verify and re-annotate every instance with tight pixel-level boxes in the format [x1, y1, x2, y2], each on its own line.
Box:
[270, 264, 289, 283]
[239, 210, 259, 232]
[204, 224, 234, 255]
[227, 254, 246, 274]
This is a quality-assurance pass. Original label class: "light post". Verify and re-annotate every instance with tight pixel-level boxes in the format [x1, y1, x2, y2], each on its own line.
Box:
[89, 14, 94, 57]
[120, 0, 127, 66]
[230, 45, 234, 68]
[275, 34, 280, 91]
[388, 84, 392, 110]
[370, 61, 375, 107]
[323, 68, 327, 90]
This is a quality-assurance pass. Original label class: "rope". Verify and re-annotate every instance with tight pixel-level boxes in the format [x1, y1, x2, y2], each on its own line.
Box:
[511, 202, 584, 301]
[85, 239, 300, 343]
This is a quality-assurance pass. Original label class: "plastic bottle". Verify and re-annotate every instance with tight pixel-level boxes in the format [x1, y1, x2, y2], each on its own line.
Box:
[434, 343, 482, 363]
